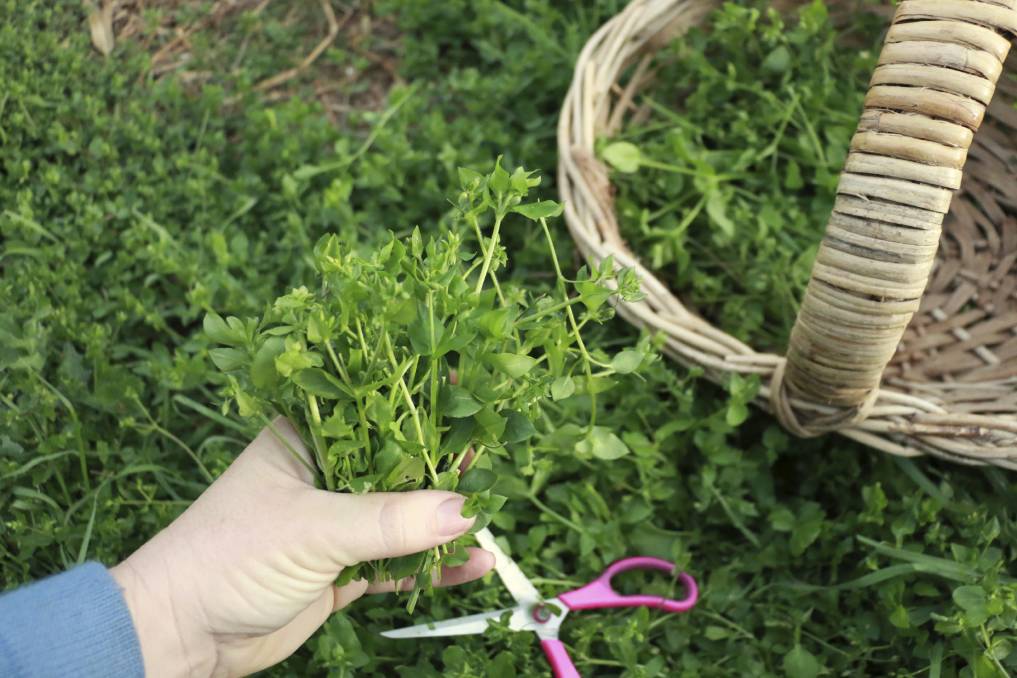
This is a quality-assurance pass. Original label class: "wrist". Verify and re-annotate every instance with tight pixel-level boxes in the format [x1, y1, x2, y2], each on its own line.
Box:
[110, 557, 217, 678]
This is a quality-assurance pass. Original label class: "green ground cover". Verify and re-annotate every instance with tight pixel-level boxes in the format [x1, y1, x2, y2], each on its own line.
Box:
[2, 1, 1016, 676]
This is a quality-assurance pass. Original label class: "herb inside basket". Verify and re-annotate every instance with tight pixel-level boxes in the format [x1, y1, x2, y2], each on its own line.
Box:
[601, 0, 885, 351]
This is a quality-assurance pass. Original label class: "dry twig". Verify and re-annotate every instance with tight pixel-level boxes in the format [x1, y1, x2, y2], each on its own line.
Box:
[253, 0, 350, 92]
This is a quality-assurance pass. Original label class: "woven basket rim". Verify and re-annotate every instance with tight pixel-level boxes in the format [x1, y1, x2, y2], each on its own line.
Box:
[556, 0, 1017, 467]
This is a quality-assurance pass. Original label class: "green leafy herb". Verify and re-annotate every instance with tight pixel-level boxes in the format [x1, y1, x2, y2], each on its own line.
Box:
[206, 160, 642, 607]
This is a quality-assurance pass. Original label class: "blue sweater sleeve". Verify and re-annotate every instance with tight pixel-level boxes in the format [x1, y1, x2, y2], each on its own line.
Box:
[0, 562, 144, 678]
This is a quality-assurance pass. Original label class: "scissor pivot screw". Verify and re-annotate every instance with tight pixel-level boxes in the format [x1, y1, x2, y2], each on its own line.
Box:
[532, 604, 553, 623]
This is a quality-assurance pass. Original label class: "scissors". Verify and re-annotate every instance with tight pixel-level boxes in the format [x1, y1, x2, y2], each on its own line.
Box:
[381, 527, 699, 678]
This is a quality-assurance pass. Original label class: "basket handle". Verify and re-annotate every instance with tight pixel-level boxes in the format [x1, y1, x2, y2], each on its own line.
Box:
[774, 0, 1016, 436]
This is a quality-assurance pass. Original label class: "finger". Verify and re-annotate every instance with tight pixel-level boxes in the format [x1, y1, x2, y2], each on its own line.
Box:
[331, 579, 370, 612]
[303, 490, 476, 565]
[364, 547, 495, 594]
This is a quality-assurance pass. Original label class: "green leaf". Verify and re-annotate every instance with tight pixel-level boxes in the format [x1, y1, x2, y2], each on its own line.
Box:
[783, 645, 820, 678]
[306, 310, 332, 343]
[610, 349, 642, 374]
[209, 347, 246, 372]
[434, 470, 460, 491]
[475, 307, 514, 339]
[785, 158, 804, 190]
[234, 390, 261, 418]
[409, 226, 423, 257]
[321, 411, 354, 439]
[493, 475, 529, 500]
[485, 352, 537, 379]
[889, 605, 910, 629]
[292, 368, 351, 399]
[385, 456, 425, 487]
[203, 312, 241, 345]
[578, 426, 630, 460]
[971, 654, 999, 678]
[953, 585, 989, 624]
[575, 280, 613, 312]
[726, 401, 750, 427]
[275, 344, 321, 377]
[705, 191, 736, 239]
[483, 493, 507, 514]
[458, 166, 484, 190]
[389, 552, 426, 580]
[551, 376, 576, 401]
[790, 502, 826, 556]
[953, 585, 986, 611]
[443, 417, 476, 456]
[440, 385, 482, 418]
[602, 141, 642, 173]
[459, 467, 497, 493]
[770, 507, 795, 532]
[443, 544, 471, 567]
[503, 410, 537, 443]
[250, 337, 285, 389]
[474, 407, 507, 445]
[408, 306, 446, 356]
[704, 626, 730, 641]
[762, 45, 792, 74]
[489, 157, 511, 193]
[512, 200, 562, 220]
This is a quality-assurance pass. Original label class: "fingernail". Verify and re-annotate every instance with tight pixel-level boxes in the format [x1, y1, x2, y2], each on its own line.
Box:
[437, 496, 473, 536]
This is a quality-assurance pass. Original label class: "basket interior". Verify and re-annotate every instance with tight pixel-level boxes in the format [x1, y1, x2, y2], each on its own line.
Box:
[885, 54, 1017, 417]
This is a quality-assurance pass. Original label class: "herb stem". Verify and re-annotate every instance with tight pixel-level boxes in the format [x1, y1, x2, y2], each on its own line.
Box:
[539, 217, 598, 430]
[709, 484, 759, 548]
[325, 341, 351, 382]
[473, 211, 504, 295]
[306, 394, 335, 491]
[640, 157, 741, 182]
[520, 297, 584, 323]
[35, 374, 91, 491]
[683, 609, 756, 640]
[326, 340, 373, 459]
[427, 292, 440, 461]
[132, 396, 214, 484]
[384, 332, 439, 483]
[465, 211, 508, 304]
[527, 493, 583, 533]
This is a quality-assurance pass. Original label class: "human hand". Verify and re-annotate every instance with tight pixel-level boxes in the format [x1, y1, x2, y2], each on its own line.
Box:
[110, 418, 494, 678]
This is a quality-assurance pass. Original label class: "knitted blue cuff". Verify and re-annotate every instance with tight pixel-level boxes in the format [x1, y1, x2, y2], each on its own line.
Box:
[0, 562, 144, 677]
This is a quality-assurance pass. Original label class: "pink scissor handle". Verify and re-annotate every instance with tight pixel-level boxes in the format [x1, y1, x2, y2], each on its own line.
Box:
[541, 638, 580, 678]
[558, 557, 698, 613]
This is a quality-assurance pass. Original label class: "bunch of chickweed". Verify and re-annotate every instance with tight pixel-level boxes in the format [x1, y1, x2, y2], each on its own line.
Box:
[205, 159, 646, 609]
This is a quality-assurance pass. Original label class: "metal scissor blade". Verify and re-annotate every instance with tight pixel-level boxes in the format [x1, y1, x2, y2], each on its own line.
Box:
[380, 607, 518, 639]
[475, 527, 541, 606]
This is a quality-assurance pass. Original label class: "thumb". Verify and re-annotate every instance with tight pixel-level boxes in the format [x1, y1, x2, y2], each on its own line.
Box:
[302, 490, 476, 566]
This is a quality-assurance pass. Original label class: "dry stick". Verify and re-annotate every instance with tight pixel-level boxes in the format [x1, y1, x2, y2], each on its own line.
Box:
[149, 0, 250, 70]
[253, 0, 349, 93]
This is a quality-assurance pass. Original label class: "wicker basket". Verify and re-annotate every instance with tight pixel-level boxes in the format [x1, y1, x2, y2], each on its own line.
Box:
[558, 0, 1017, 466]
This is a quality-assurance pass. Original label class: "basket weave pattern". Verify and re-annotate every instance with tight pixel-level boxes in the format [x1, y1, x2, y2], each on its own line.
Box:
[557, 0, 1017, 466]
